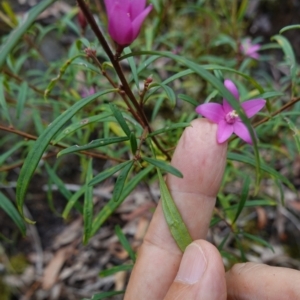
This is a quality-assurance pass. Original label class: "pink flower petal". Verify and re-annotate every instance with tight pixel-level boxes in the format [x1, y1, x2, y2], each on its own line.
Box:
[241, 99, 266, 118]
[104, 0, 118, 14]
[224, 79, 239, 100]
[246, 44, 261, 55]
[130, 0, 147, 19]
[131, 5, 152, 41]
[107, 4, 133, 45]
[233, 121, 253, 144]
[195, 103, 224, 123]
[217, 120, 233, 143]
[222, 99, 233, 114]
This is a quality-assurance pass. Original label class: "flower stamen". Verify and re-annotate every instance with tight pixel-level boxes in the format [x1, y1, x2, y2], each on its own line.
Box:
[225, 110, 238, 124]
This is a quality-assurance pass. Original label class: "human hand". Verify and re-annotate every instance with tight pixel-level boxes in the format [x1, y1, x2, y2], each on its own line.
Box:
[124, 119, 300, 299]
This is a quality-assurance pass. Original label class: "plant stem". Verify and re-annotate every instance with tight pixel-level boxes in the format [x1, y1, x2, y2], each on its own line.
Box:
[76, 0, 171, 160]
[254, 96, 300, 128]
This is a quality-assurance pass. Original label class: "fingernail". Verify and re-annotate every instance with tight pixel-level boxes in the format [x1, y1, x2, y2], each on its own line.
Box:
[175, 243, 207, 285]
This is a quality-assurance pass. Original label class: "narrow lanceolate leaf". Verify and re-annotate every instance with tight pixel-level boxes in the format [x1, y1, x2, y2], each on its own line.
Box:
[0, 192, 26, 236]
[57, 136, 129, 158]
[143, 157, 183, 178]
[157, 169, 192, 252]
[16, 89, 115, 219]
[0, 141, 26, 166]
[233, 176, 250, 224]
[124, 47, 139, 89]
[83, 159, 94, 245]
[178, 94, 198, 106]
[149, 83, 176, 107]
[271, 35, 296, 79]
[89, 291, 125, 300]
[16, 81, 28, 119]
[109, 103, 131, 137]
[113, 161, 134, 202]
[52, 112, 112, 144]
[115, 225, 136, 262]
[148, 122, 190, 137]
[227, 152, 295, 191]
[91, 165, 154, 236]
[280, 25, 300, 34]
[44, 54, 84, 99]
[0, 0, 57, 68]
[62, 185, 86, 219]
[285, 117, 300, 153]
[88, 161, 131, 187]
[130, 132, 138, 154]
[99, 264, 133, 277]
[242, 232, 274, 252]
[0, 76, 12, 124]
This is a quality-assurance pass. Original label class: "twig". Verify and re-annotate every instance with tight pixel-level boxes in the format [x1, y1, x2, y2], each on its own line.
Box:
[0, 124, 124, 163]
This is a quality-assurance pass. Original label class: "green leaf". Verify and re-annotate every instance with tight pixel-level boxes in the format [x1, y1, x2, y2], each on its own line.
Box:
[143, 157, 183, 178]
[285, 117, 300, 153]
[237, 0, 249, 21]
[0, 76, 12, 124]
[57, 136, 129, 158]
[113, 160, 134, 202]
[83, 159, 94, 244]
[16, 81, 28, 119]
[148, 122, 190, 137]
[0, 191, 26, 236]
[45, 163, 72, 199]
[225, 199, 277, 211]
[90, 291, 125, 300]
[52, 112, 112, 144]
[62, 185, 86, 219]
[99, 264, 133, 277]
[249, 91, 285, 100]
[44, 54, 84, 99]
[271, 35, 296, 79]
[178, 94, 198, 106]
[232, 176, 250, 224]
[242, 232, 274, 252]
[109, 103, 131, 137]
[124, 47, 139, 90]
[115, 225, 136, 262]
[149, 83, 176, 107]
[16, 89, 115, 219]
[0, 0, 57, 68]
[91, 166, 154, 235]
[279, 24, 300, 34]
[130, 132, 138, 154]
[227, 152, 295, 191]
[88, 161, 131, 187]
[0, 141, 26, 166]
[157, 168, 192, 252]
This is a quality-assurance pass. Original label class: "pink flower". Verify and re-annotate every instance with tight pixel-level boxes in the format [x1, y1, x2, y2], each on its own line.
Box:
[195, 79, 266, 144]
[240, 38, 261, 59]
[104, 0, 152, 46]
[81, 87, 95, 98]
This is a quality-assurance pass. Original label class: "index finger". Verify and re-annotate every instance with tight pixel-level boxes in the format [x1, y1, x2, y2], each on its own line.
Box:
[124, 119, 227, 300]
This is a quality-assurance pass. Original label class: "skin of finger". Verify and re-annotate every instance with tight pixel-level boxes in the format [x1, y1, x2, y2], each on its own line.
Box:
[164, 240, 227, 300]
[226, 262, 300, 300]
[124, 119, 228, 300]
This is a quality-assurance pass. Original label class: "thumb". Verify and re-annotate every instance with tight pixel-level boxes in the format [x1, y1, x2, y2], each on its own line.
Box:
[164, 240, 226, 300]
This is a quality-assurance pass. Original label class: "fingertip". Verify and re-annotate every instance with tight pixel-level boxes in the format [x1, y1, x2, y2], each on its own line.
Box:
[164, 240, 226, 300]
[167, 118, 228, 196]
